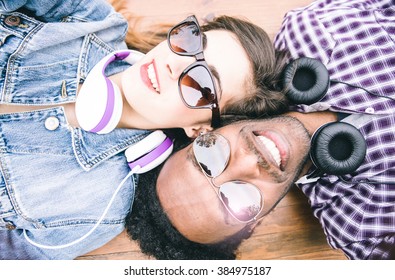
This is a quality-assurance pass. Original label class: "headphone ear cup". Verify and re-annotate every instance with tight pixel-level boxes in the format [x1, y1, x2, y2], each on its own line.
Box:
[76, 53, 124, 134]
[96, 81, 123, 134]
[310, 122, 367, 176]
[76, 77, 123, 134]
[282, 57, 330, 105]
[125, 130, 174, 174]
[75, 50, 144, 134]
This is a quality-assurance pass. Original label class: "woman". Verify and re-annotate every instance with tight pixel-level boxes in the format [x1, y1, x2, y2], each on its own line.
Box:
[111, 0, 289, 134]
[0, 0, 286, 259]
[1, 1, 288, 137]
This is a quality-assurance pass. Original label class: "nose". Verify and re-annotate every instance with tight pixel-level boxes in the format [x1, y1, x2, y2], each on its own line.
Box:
[165, 52, 196, 80]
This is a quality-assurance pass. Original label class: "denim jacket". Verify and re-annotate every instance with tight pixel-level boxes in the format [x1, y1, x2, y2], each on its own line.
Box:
[0, 0, 150, 259]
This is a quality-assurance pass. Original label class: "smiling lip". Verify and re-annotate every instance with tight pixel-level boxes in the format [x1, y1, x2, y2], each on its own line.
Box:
[140, 60, 160, 93]
[253, 130, 289, 171]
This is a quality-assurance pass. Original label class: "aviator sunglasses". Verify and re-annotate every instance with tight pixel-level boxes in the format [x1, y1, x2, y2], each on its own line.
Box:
[167, 15, 221, 128]
[193, 132, 264, 223]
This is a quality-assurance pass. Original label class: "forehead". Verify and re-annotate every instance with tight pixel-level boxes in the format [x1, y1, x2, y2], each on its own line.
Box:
[204, 29, 250, 72]
[204, 30, 252, 102]
[162, 143, 213, 195]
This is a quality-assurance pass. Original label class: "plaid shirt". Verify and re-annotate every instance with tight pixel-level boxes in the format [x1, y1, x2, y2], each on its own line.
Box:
[274, 0, 395, 259]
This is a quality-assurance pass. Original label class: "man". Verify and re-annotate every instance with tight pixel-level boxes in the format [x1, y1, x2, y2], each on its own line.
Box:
[126, 0, 395, 260]
[127, 112, 395, 260]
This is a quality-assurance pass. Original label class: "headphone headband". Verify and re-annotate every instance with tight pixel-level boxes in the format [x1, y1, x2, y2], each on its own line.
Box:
[75, 50, 144, 134]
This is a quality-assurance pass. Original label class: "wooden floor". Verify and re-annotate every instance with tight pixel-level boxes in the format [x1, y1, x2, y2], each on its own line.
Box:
[77, 0, 347, 260]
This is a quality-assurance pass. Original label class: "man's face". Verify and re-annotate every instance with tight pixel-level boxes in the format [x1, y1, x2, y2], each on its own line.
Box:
[156, 116, 311, 244]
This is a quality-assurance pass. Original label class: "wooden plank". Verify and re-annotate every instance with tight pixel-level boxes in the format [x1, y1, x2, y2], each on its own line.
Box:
[124, 0, 314, 39]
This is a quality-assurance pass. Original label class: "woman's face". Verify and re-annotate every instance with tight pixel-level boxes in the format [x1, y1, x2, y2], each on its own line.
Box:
[120, 29, 252, 137]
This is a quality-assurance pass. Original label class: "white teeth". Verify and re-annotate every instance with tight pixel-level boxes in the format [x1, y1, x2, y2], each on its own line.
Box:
[258, 136, 281, 167]
[147, 63, 159, 92]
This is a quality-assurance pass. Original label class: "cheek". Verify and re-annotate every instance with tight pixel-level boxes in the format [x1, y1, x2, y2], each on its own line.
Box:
[161, 91, 212, 124]
[153, 96, 191, 125]
[159, 168, 222, 230]
[134, 86, 187, 125]
[177, 190, 219, 224]
[161, 88, 186, 110]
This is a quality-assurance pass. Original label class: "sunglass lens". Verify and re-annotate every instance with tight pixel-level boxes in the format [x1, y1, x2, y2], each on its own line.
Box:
[193, 133, 230, 177]
[219, 182, 262, 222]
[180, 66, 216, 107]
[169, 22, 201, 53]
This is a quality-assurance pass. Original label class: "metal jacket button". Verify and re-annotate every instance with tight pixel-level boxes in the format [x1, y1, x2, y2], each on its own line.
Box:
[45, 116, 60, 131]
[5, 222, 16, 230]
[4, 15, 21, 27]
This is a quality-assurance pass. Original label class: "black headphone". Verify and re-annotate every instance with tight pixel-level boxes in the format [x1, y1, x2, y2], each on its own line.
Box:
[282, 57, 395, 105]
[282, 56, 330, 105]
[308, 121, 366, 179]
[282, 57, 394, 184]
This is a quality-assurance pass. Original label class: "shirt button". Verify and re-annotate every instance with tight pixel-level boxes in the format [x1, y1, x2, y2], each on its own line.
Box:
[4, 15, 21, 27]
[45, 116, 60, 131]
[5, 222, 16, 230]
[365, 107, 375, 114]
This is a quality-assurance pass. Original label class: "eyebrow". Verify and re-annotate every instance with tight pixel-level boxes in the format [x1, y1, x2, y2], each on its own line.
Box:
[202, 33, 223, 100]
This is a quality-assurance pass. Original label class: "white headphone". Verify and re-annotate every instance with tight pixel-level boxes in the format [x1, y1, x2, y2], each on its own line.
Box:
[75, 50, 144, 134]
[24, 130, 173, 249]
[25, 51, 175, 250]
[126, 130, 174, 173]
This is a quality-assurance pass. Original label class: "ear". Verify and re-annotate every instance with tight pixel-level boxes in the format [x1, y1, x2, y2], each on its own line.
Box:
[183, 124, 213, 138]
